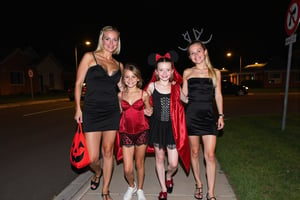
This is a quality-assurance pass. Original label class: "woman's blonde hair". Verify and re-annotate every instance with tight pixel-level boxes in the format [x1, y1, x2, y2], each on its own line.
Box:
[188, 40, 217, 87]
[96, 26, 121, 55]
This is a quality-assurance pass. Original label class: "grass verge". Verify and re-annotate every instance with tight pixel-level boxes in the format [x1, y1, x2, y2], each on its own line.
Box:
[216, 114, 300, 200]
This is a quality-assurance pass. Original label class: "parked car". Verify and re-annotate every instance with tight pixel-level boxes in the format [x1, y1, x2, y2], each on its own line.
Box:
[221, 80, 249, 96]
[67, 83, 86, 101]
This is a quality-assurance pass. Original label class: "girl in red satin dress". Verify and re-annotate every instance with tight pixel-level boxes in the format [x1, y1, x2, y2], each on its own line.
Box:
[115, 64, 152, 200]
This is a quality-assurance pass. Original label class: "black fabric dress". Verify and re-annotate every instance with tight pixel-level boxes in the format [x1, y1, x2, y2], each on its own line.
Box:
[148, 88, 175, 149]
[185, 78, 217, 136]
[82, 53, 121, 132]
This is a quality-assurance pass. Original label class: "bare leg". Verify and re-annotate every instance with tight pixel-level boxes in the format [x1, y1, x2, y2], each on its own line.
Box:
[85, 131, 102, 189]
[202, 135, 217, 198]
[189, 135, 203, 187]
[122, 145, 135, 187]
[155, 147, 167, 192]
[189, 135, 203, 199]
[165, 147, 178, 179]
[101, 130, 117, 198]
[134, 144, 147, 190]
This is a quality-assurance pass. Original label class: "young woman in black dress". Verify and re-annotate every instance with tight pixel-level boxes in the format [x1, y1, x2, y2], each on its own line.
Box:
[74, 25, 123, 200]
[182, 40, 224, 200]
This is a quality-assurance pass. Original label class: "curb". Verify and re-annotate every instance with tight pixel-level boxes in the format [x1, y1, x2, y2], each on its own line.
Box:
[53, 171, 93, 200]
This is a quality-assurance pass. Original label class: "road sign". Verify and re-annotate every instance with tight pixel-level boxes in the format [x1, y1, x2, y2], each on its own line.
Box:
[28, 69, 34, 99]
[28, 69, 34, 78]
[285, 33, 297, 45]
[285, 0, 300, 36]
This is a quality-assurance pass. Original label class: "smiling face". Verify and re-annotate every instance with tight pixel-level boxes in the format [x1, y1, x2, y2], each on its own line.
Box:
[123, 69, 139, 88]
[102, 30, 120, 53]
[188, 42, 207, 64]
[156, 61, 174, 81]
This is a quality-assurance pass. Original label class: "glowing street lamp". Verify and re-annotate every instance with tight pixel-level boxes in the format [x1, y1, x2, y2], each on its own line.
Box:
[75, 40, 91, 71]
[226, 52, 242, 85]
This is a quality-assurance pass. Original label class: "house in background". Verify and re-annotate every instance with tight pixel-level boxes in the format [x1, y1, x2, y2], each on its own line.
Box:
[36, 53, 64, 93]
[221, 53, 300, 89]
[0, 47, 75, 96]
[0, 47, 37, 95]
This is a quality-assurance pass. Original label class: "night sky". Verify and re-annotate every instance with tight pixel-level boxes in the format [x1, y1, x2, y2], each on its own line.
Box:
[1, 1, 298, 77]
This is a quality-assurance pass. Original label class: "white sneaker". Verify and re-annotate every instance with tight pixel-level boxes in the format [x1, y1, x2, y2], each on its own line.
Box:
[137, 189, 146, 200]
[123, 182, 137, 200]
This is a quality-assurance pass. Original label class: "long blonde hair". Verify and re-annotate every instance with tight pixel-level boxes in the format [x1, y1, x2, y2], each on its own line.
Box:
[188, 40, 217, 87]
[96, 25, 121, 55]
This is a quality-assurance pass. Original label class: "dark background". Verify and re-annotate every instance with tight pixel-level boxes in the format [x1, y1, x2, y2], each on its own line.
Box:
[1, 1, 298, 78]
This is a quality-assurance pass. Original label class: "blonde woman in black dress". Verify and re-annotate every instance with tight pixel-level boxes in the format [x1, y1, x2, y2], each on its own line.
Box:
[74, 25, 123, 200]
[182, 40, 224, 200]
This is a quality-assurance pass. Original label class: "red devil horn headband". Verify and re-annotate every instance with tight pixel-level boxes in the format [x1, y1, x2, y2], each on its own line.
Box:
[155, 52, 171, 61]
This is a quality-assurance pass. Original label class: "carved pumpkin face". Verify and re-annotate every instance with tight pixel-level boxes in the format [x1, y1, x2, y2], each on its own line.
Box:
[70, 124, 90, 168]
[71, 138, 86, 163]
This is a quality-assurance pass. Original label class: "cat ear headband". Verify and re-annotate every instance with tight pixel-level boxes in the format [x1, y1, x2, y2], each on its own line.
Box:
[178, 28, 213, 51]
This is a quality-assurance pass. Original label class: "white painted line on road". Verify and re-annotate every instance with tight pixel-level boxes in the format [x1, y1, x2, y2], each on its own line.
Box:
[23, 106, 74, 117]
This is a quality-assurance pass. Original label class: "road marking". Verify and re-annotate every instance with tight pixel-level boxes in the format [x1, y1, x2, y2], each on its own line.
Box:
[23, 106, 74, 117]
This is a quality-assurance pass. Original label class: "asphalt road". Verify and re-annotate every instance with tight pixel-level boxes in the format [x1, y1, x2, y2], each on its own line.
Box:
[0, 99, 79, 200]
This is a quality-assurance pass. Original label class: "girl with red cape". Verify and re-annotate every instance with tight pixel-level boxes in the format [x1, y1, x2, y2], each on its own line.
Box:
[144, 51, 190, 200]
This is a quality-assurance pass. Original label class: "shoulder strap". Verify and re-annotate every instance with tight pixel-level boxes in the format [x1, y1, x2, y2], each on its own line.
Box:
[92, 52, 98, 64]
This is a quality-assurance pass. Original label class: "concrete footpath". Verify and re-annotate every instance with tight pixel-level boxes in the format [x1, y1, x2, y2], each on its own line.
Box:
[55, 152, 237, 200]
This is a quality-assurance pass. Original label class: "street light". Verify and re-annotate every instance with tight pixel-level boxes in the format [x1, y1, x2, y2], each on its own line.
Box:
[75, 41, 91, 71]
[226, 52, 242, 85]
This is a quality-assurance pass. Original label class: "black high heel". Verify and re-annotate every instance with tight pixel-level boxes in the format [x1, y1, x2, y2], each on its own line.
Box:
[90, 168, 103, 190]
[101, 191, 111, 200]
[206, 193, 217, 200]
[194, 184, 203, 199]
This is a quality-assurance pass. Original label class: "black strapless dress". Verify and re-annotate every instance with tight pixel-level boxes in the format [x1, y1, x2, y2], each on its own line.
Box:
[185, 78, 217, 136]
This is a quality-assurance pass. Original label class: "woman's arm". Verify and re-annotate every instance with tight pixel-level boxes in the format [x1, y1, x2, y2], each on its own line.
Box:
[180, 87, 189, 104]
[117, 62, 124, 92]
[74, 52, 92, 123]
[182, 68, 189, 97]
[214, 69, 224, 130]
[145, 82, 154, 97]
[143, 90, 153, 116]
[117, 91, 123, 113]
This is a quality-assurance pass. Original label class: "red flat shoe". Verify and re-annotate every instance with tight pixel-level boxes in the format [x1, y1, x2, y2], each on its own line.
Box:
[158, 191, 167, 200]
[165, 171, 173, 193]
